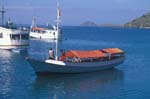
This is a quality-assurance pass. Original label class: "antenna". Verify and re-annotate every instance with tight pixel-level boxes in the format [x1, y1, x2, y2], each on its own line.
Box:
[0, 6, 6, 26]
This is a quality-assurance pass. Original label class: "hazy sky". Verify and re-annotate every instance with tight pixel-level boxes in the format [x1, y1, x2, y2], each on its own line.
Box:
[1, 0, 150, 25]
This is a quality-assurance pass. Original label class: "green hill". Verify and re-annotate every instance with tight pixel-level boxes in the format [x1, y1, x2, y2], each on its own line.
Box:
[124, 13, 150, 28]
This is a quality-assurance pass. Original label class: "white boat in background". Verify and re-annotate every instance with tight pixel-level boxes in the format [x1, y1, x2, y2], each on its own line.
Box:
[0, 6, 29, 50]
[0, 27, 29, 49]
[30, 26, 62, 40]
[30, 6, 62, 40]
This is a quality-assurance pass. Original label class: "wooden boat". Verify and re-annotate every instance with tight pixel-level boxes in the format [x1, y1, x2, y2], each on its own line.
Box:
[27, 48, 125, 74]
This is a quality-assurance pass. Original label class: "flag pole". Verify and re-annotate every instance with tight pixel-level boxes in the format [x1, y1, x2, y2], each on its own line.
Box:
[0, 6, 6, 26]
[55, 1, 61, 60]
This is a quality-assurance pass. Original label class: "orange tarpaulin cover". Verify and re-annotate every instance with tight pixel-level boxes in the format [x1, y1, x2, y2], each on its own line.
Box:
[102, 48, 124, 54]
[63, 50, 106, 58]
[32, 27, 45, 31]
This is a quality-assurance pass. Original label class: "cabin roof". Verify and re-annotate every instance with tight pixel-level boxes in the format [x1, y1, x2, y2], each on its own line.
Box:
[102, 48, 124, 54]
[63, 50, 106, 59]
[32, 27, 45, 31]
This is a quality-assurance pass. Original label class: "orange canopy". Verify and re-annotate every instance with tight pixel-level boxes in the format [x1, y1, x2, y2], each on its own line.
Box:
[102, 48, 124, 55]
[63, 50, 106, 59]
[32, 27, 45, 31]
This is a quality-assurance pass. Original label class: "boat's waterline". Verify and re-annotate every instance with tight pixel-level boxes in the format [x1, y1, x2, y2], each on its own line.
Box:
[0, 44, 29, 49]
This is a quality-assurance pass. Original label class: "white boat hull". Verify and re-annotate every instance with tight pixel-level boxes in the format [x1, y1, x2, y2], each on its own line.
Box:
[0, 40, 29, 49]
[30, 31, 61, 40]
[27, 57, 125, 74]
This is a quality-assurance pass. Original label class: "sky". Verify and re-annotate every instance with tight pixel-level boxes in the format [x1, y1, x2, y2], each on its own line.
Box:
[0, 0, 150, 26]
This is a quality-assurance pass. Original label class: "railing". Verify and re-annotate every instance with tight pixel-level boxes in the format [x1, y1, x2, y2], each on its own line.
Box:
[63, 56, 125, 63]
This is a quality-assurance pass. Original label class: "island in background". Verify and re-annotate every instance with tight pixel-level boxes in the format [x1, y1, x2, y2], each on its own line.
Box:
[80, 21, 122, 28]
[124, 13, 150, 28]
[80, 13, 150, 29]
[80, 21, 98, 27]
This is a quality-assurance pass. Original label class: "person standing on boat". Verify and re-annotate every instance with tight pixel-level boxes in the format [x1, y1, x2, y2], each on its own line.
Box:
[49, 48, 54, 59]
[59, 49, 66, 61]
[60, 49, 65, 56]
[6, 18, 13, 28]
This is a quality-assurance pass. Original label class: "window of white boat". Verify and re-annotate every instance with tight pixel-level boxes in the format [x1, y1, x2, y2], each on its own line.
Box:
[10, 34, 20, 40]
[38, 30, 41, 33]
[53, 32, 55, 35]
[42, 31, 46, 33]
[0, 33, 3, 38]
[21, 34, 29, 40]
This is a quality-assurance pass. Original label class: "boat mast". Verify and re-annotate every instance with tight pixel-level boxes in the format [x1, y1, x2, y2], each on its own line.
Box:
[55, 1, 61, 60]
[31, 17, 36, 28]
[0, 6, 6, 26]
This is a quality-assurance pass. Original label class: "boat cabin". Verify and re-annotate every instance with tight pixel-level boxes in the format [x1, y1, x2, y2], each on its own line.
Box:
[102, 48, 125, 60]
[59, 48, 124, 63]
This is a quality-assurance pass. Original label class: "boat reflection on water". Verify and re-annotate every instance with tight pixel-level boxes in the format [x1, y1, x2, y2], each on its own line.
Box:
[31, 69, 124, 98]
[0, 49, 30, 76]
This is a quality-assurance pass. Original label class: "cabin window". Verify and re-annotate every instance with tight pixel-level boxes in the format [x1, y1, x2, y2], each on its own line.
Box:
[53, 32, 55, 35]
[42, 31, 46, 33]
[38, 30, 41, 33]
[21, 34, 29, 40]
[0, 33, 3, 38]
[10, 34, 29, 40]
[10, 34, 20, 40]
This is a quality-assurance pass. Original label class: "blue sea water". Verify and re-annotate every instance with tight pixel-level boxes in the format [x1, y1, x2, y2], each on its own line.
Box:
[0, 26, 150, 99]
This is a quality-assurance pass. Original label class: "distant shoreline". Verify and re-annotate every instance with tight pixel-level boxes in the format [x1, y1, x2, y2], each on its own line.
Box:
[15, 23, 150, 29]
